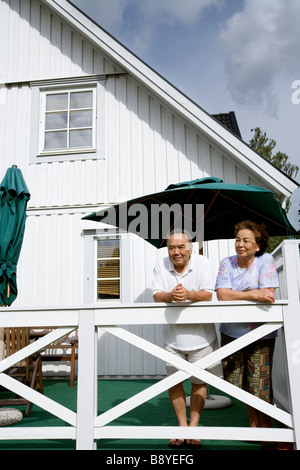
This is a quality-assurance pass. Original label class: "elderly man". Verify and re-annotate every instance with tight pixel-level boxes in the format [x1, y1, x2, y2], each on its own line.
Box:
[152, 230, 220, 449]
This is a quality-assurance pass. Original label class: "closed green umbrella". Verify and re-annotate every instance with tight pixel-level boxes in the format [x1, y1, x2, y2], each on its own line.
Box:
[83, 177, 297, 247]
[0, 166, 30, 306]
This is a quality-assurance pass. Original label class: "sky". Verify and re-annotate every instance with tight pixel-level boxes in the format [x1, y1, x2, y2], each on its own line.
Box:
[70, 0, 300, 230]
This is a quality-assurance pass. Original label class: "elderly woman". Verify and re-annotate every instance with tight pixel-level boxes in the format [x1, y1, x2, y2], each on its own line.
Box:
[215, 220, 279, 430]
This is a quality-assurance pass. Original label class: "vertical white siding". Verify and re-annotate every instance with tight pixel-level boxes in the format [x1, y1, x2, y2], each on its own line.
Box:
[15, 210, 85, 308]
[2, 0, 121, 83]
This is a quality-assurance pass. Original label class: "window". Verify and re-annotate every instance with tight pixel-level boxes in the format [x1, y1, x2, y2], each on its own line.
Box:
[83, 229, 131, 303]
[39, 87, 96, 155]
[30, 75, 106, 163]
[97, 238, 120, 300]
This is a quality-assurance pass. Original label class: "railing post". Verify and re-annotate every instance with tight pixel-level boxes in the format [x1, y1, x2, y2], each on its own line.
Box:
[76, 309, 97, 450]
[281, 241, 300, 449]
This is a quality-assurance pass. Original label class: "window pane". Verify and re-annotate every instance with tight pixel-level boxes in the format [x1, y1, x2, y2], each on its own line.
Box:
[97, 280, 120, 299]
[46, 93, 68, 111]
[97, 240, 120, 258]
[70, 91, 93, 109]
[70, 110, 93, 128]
[69, 129, 92, 148]
[44, 131, 67, 149]
[45, 112, 68, 130]
[97, 259, 120, 278]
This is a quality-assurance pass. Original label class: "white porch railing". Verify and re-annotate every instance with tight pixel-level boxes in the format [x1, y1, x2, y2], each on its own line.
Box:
[0, 240, 299, 450]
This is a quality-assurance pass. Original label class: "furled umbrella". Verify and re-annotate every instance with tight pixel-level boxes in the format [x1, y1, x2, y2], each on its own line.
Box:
[83, 177, 297, 247]
[0, 166, 30, 306]
[0, 166, 30, 359]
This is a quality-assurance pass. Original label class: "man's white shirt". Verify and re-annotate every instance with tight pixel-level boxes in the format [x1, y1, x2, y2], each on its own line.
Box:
[152, 255, 216, 350]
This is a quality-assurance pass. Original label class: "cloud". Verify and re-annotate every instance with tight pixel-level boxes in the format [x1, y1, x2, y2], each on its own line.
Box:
[140, 0, 221, 26]
[72, 0, 127, 32]
[219, 0, 300, 114]
[127, 0, 223, 54]
[74, 0, 222, 54]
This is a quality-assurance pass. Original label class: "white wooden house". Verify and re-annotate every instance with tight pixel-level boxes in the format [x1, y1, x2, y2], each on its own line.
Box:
[0, 0, 298, 378]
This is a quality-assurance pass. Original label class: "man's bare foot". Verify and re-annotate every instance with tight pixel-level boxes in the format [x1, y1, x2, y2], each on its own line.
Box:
[168, 439, 186, 448]
[186, 439, 201, 448]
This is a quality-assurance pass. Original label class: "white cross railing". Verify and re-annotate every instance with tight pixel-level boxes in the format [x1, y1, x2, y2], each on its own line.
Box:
[0, 240, 299, 450]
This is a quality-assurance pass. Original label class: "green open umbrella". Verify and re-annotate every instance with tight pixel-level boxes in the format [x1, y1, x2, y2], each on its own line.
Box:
[0, 166, 30, 306]
[83, 177, 298, 248]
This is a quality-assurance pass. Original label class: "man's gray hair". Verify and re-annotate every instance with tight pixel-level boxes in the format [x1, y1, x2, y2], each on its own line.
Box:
[167, 228, 193, 245]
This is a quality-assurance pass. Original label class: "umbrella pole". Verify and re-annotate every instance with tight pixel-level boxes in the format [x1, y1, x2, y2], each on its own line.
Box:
[197, 191, 221, 256]
[0, 283, 10, 360]
[0, 328, 4, 361]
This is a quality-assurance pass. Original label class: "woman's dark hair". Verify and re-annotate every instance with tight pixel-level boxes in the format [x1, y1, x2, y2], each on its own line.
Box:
[234, 220, 269, 256]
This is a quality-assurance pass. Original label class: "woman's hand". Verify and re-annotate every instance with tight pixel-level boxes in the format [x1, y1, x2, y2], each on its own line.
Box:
[252, 288, 275, 303]
[216, 287, 276, 303]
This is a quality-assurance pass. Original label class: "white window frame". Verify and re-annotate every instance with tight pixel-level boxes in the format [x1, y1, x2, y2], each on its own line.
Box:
[83, 229, 132, 304]
[29, 75, 106, 163]
[39, 86, 97, 156]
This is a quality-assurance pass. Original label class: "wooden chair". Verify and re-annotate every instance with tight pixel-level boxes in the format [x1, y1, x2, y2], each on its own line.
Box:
[33, 328, 78, 388]
[0, 327, 44, 416]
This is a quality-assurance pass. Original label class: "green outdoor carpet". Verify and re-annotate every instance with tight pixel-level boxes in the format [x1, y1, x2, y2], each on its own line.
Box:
[0, 379, 265, 450]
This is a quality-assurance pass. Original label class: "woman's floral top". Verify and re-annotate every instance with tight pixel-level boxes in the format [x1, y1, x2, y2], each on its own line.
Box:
[215, 253, 280, 338]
